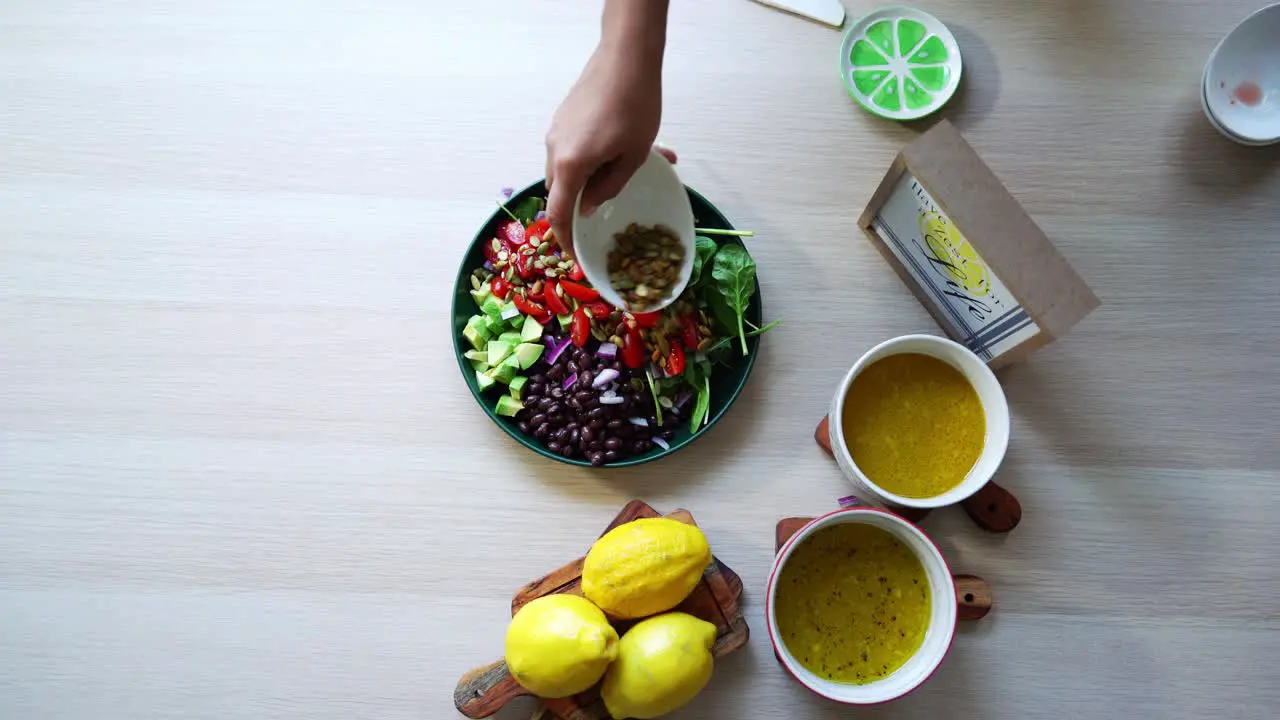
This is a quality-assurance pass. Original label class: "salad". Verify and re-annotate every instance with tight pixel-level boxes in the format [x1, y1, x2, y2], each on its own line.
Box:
[460, 192, 778, 466]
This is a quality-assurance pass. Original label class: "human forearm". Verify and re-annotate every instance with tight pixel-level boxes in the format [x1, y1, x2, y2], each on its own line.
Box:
[600, 0, 669, 68]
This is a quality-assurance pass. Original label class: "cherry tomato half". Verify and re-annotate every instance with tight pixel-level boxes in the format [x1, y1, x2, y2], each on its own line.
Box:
[512, 293, 547, 317]
[558, 279, 600, 302]
[665, 344, 686, 376]
[544, 281, 572, 316]
[490, 275, 512, 300]
[570, 308, 590, 348]
[622, 326, 646, 369]
[680, 315, 699, 350]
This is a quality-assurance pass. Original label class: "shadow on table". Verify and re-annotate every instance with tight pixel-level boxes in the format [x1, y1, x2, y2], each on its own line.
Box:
[1173, 95, 1280, 193]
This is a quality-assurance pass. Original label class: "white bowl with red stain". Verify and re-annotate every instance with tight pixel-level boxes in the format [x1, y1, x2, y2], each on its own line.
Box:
[1202, 3, 1280, 146]
[765, 508, 958, 705]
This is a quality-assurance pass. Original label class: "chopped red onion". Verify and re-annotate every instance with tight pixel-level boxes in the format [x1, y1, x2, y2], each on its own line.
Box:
[483, 260, 496, 272]
[546, 336, 573, 365]
[628, 417, 648, 427]
[592, 368, 620, 388]
[674, 390, 693, 411]
[596, 343, 618, 358]
[535, 210, 547, 221]
[500, 187, 514, 199]
[652, 437, 671, 451]
[562, 372, 578, 390]
[599, 395, 625, 405]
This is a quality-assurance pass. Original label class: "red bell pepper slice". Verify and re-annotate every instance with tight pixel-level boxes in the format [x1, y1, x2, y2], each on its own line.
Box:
[629, 311, 661, 328]
[490, 276, 512, 300]
[622, 326, 646, 369]
[583, 301, 613, 321]
[680, 315, 699, 350]
[512, 293, 547, 317]
[570, 308, 590, 348]
[665, 344, 686, 376]
[558, 279, 600, 302]
[544, 281, 572, 316]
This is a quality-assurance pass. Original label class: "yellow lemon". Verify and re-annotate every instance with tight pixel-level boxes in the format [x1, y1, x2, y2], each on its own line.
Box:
[601, 612, 717, 719]
[582, 518, 711, 620]
[504, 594, 619, 698]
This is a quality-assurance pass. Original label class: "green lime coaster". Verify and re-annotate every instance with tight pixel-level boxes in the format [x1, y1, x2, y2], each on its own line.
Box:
[839, 6, 962, 121]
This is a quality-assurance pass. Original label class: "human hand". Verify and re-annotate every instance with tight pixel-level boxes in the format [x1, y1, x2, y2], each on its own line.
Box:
[545, 5, 669, 258]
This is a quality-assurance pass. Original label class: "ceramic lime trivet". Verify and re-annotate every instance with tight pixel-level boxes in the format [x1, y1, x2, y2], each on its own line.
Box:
[814, 416, 1022, 532]
[839, 6, 962, 120]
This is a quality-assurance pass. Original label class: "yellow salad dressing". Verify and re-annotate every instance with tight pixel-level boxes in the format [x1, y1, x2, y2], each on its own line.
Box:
[776, 524, 930, 684]
[841, 353, 985, 498]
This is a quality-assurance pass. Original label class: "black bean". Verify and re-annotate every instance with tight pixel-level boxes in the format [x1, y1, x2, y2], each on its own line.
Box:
[561, 444, 576, 458]
[610, 360, 622, 371]
[550, 387, 564, 399]
[587, 407, 605, 420]
[602, 437, 621, 451]
[549, 414, 566, 425]
[547, 365, 564, 381]
[534, 424, 550, 439]
[590, 440, 604, 451]
[572, 391, 590, 405]
[566, 360, 579, 374]
[647, 414, 658, 426]
[589, 452, 605, 466]
[604, 450, 619, 463]
[579, 437, 592, 452]
[606, 418, 624, 430]
[585, 397, 600, 410]
[578, 373, 593, 390]
[527, 382, 545, 396]
[616, 425, 633, 439]
[589, 418, 605, 431]
[531, 373, 547, 384]
[569, 428, 580, 444]
[530, 413, 547, 427]
[554, 428, 569, 443]
[575, 349, 590, 364]
[546, 441, 562, 453]
[547, 403, 564, 416]
[517, 421, 531, 434]
[581, 426, 596, 443]
[638, 439, 653, 452]
[568, 398, 582, 412]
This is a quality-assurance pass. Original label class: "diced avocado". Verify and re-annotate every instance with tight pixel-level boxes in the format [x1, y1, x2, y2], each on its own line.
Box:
[500, 301, 521, 322]
[509, 375, 529, 400]
[490, 356, 520, 384]
[475, 370, 496, 391]
[464, 349, 487, 362]
[495, 394, 524, 417]
[470, 284, 492, 309]
[487, 340, 515, 366]
[469, 359, 490, 373]
[511, 314, 526, 329]
[513, 342, 545, 370]
[520, 317, 544, 343]
[558, 314, 573, 330]
[463, 316, 490, 352]
[484, 314, 506, 335]
[481, 294, 505, 320]
[498, 331, 523, 346]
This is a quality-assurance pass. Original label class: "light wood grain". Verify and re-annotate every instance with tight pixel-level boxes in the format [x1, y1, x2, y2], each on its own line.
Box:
[1, 1, 1278, 718]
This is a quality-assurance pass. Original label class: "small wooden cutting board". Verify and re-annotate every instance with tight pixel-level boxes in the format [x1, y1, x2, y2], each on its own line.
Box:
[454, 500, 748, 720]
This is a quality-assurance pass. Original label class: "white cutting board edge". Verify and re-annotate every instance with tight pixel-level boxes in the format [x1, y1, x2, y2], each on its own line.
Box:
[750, 0, 847, 28]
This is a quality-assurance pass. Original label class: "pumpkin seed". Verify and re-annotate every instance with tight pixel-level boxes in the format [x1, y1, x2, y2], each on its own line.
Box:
[498, 250, 510, 262]
[545, 268, 558, 278]
[470, 275, 480, 290]
[658, 396, 674, 409]
[538, 241, 551, 255]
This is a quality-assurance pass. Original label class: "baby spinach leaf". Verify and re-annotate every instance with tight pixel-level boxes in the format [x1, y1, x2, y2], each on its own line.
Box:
[510, 197, 545, 225]
[710, 244, 758, 355]
[690, 235, 719, 288]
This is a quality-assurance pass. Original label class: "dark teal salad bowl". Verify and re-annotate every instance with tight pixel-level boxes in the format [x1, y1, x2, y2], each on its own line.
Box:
[451, 180, 764, 468]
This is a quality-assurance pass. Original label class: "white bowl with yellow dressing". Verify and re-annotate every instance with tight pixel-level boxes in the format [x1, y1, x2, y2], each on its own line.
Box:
[828, 334, 1009, 509]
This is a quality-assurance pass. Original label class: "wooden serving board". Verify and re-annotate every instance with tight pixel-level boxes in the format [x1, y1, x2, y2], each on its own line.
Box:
[454, 500, 748, 720]
[815, 416, 1023, 533]
[776, 517, 992, 621]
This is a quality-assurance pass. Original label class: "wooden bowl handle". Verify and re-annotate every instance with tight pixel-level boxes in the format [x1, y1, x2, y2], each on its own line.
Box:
[960, 481, 1022, 533]
[454, 659, 529, 718]
[953, 574, 993, 620]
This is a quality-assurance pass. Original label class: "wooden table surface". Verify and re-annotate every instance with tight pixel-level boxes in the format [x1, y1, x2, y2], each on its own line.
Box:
[2, 1, 1278, 718]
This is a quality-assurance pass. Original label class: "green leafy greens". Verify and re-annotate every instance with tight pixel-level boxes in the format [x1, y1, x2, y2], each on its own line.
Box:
[709, 244, 758, 355]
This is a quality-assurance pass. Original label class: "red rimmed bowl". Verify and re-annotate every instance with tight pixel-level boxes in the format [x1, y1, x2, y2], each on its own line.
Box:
[764, 507, 957, 704]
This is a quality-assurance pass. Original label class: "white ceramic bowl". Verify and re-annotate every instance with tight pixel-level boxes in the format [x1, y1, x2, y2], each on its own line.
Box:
[1202, 3, 1280, 145]
[572, 150, 696, 312]
[828, 334, 1010, 509]
[765, 507, 957, 705]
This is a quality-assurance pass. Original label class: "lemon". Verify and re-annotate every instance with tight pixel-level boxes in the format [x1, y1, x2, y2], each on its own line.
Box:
[601, 612, 717, 719]
[582, 518, 711, 620]
[504, 594, 619, 698]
